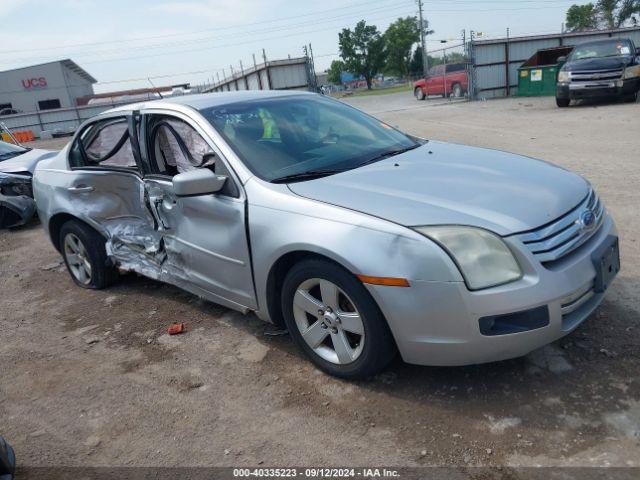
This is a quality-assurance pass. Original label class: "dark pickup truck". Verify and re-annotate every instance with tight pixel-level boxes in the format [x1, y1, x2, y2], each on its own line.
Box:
[556, 38, 640, 107]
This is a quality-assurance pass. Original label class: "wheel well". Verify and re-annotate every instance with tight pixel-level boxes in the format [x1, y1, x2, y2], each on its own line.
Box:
[265, 251, 345, 328]
[48, 214, 98, 252]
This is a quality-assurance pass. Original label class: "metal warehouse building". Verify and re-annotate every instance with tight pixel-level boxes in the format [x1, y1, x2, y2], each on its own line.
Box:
[0, 59, 96, 114]
[205, 56, 316, 93]
[471, 26, 640, 99]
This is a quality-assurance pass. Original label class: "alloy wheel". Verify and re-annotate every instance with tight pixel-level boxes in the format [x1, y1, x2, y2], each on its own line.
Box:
[64, 233, 92, 285]
[292, 278, 365, 365]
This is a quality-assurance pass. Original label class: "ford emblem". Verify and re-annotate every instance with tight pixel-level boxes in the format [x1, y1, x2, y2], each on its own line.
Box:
[578, 209, 596, 232]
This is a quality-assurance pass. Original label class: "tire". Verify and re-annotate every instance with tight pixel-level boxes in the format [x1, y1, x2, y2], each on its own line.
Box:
[623, 91, 638, 103]
[59, 220, 118, 289]
[281, 259, 396, 379]
[0, 437, 15, 476]
[452, 83, 463, 98]
[414, 87, 425, 101]
[556, 97, 570, 108]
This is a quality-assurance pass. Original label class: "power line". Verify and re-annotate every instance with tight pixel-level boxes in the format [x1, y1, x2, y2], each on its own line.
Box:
[3, 9, 416, 69]
[0, 0, 409, 55]
[1, 2, 415, 65]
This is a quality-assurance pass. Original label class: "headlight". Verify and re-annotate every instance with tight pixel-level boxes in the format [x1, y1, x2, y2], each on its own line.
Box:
[624, 65, 640, 79]
[557, 71, 570, 83]
[414, 226, 522, 290]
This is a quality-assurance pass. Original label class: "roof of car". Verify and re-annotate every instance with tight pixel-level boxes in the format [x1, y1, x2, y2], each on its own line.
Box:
[105, 90, 314, 115]
[575, 38, 633, 47]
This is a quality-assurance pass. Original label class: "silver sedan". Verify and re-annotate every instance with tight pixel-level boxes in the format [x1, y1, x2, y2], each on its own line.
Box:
[33, 91, 619, 378]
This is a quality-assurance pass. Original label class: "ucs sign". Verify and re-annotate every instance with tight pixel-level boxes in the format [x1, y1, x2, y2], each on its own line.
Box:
[22, 77, 48, 89]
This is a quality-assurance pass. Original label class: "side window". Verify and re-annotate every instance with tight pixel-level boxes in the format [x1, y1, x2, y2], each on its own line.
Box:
[446, 63, 466, 73]
[149, 116, 214, 176]
[147, 115, 239, 198]
[69, 117, 138, 169]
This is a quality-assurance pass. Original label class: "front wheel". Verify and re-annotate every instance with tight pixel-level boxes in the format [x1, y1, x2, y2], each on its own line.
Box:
[60, 220, 118, 289]
[281, 259, 396, 379]
[623, 91, 638, 103]
[414, 87, 425, 101]
[556, 97, 570, 107]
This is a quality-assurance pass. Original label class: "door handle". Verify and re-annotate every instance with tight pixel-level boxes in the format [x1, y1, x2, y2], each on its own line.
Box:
[67, 185, 94, 193]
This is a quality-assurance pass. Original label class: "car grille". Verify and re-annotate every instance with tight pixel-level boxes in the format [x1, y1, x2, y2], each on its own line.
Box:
[514, 190, 604, 264]
[570, 69, 623, 82]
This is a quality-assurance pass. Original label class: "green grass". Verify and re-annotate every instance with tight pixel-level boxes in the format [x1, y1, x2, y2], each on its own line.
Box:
[340, 83, 413, 97]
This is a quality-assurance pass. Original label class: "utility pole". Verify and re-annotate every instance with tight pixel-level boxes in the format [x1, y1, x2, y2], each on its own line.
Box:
[505, 27, 510, 97]
[417, 0, 428, 77]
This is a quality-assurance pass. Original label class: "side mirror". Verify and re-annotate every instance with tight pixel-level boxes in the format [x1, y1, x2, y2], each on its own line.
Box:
[172, 169, 226, 197]
[557, 56, 567, 64]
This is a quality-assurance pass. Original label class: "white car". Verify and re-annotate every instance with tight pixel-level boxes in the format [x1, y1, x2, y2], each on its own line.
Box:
[0, 140, 55, 228]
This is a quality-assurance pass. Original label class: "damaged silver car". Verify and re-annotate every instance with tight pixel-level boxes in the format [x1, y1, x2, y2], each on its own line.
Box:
[33, 91, 619, 379]
[0, 138, 55, 228]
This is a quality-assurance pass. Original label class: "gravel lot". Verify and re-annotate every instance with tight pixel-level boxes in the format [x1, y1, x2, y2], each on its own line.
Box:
[1, 94, 639, 472]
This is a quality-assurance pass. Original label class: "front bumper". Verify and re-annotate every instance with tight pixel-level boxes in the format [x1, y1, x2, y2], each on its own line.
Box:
[0, 174, 36, 228]
[366, 214, 618, 366]
[557, 78, 639, 100]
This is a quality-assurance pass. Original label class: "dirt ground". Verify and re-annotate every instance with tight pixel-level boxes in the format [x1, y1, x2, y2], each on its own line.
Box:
[1, 95, 639, 471]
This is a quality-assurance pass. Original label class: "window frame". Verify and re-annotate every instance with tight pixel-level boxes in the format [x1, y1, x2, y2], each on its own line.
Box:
[38, 99, 62, 111]
[68, 112, 144, 176]
[139, 109, 243, 199]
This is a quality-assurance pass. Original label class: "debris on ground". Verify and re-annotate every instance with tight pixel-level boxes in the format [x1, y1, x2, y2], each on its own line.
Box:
[41, 261, 63, 271]
[167, 323, 185, 335]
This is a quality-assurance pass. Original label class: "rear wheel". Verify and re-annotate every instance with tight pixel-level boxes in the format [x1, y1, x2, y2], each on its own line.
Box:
[60, 220, 118, 289]
[452, 83, 463, 98]
[281, 259, 396, 379]
[556, 97, 570, 108]
[414, 87, 425, 101]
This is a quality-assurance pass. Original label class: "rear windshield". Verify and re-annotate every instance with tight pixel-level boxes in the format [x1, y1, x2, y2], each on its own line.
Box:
[569, 40, 633, 60]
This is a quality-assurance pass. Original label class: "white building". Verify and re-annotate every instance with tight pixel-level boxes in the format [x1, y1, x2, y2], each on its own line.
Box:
[0, 59, 96, 114]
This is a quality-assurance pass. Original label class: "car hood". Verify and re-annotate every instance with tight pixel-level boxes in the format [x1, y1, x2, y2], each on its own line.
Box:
[564, 56, 632, 72]
[0, 148, 57, 174]
[288, 142, 589, 235]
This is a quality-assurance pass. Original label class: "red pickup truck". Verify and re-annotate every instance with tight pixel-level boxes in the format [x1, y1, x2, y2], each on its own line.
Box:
[413, 63, 468, 100]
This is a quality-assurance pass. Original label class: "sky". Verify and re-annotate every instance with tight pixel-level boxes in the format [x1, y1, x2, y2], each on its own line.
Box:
[0, 0, 589, 93]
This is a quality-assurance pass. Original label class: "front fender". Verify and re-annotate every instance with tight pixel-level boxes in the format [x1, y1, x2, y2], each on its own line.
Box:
[246, 181, 463, 322]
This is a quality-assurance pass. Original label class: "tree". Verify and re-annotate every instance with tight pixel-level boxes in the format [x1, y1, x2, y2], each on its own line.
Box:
[339, 20, 386, 89]
[383, 16, 420, 78]
[565, 1, 640, 31]
[596, 0, 640, 28]
[565, 3, 598, 31]
[326, 60, 345, 84]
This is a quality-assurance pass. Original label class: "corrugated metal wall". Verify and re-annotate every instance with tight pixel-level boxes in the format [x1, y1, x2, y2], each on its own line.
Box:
[472, 27, 640, 99]
[1, 101, 132, 137]
[207, 57, 312, 93]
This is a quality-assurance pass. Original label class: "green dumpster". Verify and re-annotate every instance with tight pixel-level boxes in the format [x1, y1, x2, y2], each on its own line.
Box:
[517, 46, 573, 97]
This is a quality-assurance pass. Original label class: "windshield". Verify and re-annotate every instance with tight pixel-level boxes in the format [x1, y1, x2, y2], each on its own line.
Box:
[0, 140, 27, 162]
[569, 40, 633, 60]
[199, 95, 418, 182]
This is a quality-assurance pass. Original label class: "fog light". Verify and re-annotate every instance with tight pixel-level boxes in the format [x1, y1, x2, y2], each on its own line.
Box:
[478, 306, 549, 336]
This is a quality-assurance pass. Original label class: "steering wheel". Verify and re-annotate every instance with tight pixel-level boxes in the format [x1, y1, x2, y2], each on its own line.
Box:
[321, 132, 340, 144]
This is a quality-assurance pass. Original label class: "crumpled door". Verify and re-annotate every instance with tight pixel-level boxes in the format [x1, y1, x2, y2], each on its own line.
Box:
[140, 115, 256, 311]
